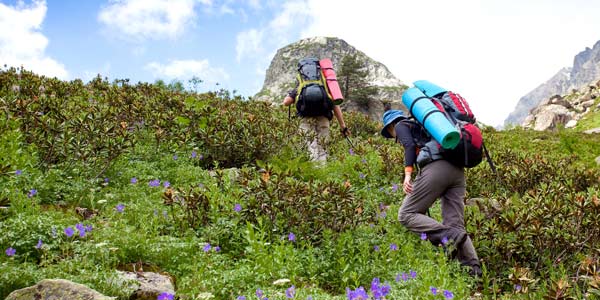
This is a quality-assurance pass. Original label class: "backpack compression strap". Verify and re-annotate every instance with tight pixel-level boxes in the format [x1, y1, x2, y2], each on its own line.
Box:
[410, 96, 446, 129]
[295, 74, 326, 102]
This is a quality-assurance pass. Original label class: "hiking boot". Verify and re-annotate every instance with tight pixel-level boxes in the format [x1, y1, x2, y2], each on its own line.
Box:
[468, 264, 482, 278]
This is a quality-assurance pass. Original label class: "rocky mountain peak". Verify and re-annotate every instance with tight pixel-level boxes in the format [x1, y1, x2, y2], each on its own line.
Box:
[255, 36, 407, 120]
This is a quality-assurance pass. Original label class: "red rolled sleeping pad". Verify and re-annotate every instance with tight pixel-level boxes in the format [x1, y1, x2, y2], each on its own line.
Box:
[319, 58, 344, 105]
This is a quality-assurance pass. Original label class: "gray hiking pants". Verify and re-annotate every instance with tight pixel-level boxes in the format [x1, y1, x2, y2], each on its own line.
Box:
[398, 159, 479, 267]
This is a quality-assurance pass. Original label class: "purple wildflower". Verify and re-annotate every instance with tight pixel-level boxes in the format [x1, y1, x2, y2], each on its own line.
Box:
[256, 289, 264, 298]
[214, 246, 221, 252]
[157, 292, 174, 300]
[76, 223, 86, 237]
[234, 203, 242, 212]
[410, 270, 417, 279]
[361, 158, 367, 164]
[443, 290, 454, 299]
[307, 297, 313, 300]
[163, 181, 170, 188]
[149, 179, 160, 187]
[370, 278, 390, 300]
[349, 148, 355, 155]
[191, 151, 197, 158]
[285, 285, 295, 298]
[346, 286, 368, 300]
[116, 204, 125, 213]
[130, 177, 137, 184]
[15, 169, 22, 176]
[515, 284, 522, 291]
[5, 247, 16, 256]
[359, 173, 365, 179]
[390, 243, 398, 251]
[374, 245, 380, 252]
[236, 297, 246, 300]
[203, 243, 211, 252]
[27, 189, 37, 198]
[35, 239, 43, 249]
[391, 184, 398, 192]
[288, 232, 296, 242]
[173, 154, 178, 160]
[420, 232, 427, 240]
[430, 287, 438, 296]
[85, 225, 93, 232]
[64, 227, 74, 237]
[441, 236, 449, 245]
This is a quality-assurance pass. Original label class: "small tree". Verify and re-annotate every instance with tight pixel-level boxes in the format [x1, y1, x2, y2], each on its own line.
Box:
[338, 54, 378, 108]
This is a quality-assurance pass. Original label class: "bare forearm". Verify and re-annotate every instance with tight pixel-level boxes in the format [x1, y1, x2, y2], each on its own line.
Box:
[333, 105, 345, 128]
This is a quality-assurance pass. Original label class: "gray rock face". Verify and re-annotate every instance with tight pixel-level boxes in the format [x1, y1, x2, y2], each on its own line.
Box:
[5, 279, 115, 300]
[255, 36, 407, 120]
[505, 40, 600, 127]
[522, 80, 600, 131]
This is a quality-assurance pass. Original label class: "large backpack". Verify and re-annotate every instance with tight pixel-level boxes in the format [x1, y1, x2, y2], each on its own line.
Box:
[430, 92, 483, 168]
[295, 58, 334, 119]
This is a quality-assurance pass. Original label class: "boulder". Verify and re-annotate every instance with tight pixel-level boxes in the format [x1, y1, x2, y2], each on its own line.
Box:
[5, 279, 115, 300]
[115, 271, 175, 300]
[584, 127, 600, 134]
[531, 105, 573, 131]
[565, 119, 578, 128]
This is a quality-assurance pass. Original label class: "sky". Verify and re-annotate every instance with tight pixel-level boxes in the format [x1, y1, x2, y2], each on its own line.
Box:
[1, 0, 600, 127]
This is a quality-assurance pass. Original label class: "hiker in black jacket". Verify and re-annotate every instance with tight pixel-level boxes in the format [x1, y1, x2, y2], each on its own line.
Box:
[381, 106, 482, 277]
[283, 89, 348, 162]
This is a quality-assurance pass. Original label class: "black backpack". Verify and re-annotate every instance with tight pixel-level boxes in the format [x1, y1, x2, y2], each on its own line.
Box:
[295, 58, 333, 119]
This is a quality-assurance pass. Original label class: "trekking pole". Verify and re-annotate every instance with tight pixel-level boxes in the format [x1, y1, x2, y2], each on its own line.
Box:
[345, 136, 355, 149]
[482, 142, 497, 175]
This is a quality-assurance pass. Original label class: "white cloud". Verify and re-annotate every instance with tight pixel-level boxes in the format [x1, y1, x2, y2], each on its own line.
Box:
[145, 59, 230, 84]
[0, 0, 67, 78]
[98, 0, 209, 41]
[235, 0, 310, 66]
[294, 0, 600, 126]
[236, 29, 264, 62]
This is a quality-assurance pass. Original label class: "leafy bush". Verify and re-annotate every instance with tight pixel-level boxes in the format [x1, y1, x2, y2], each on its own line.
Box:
[239, 163, 373, 243]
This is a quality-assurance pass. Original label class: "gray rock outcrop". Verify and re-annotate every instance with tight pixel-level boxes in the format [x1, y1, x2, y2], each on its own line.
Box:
[522, 80, 600, 131]
[255, 36, 407, 120]
[5, 279, 115, 300]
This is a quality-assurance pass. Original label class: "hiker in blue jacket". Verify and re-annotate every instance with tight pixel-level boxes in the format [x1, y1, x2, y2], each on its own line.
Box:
[381, 106, 482, 277]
